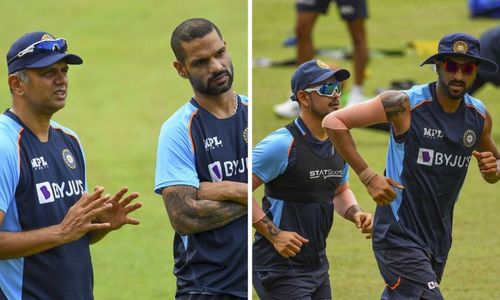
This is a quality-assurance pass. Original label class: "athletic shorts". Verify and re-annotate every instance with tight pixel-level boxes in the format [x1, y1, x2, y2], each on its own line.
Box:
[374, 247, 446, 300]
[296, 0, 368, 21]
[253, 263, 331, 300]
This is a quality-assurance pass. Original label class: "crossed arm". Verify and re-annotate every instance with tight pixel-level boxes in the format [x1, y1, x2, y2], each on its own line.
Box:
[161, 182, 247, 235]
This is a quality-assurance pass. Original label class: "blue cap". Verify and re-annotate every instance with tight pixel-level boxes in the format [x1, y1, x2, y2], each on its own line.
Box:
[291, 59, 350, 101]
[6, 31, 83, 74]
[420, 32, 498, 74]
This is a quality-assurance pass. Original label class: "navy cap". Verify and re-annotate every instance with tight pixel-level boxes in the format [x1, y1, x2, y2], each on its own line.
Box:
[420, 32, 498, 74]
[7, 31, 83, 74]
[291, 59, 350, 101]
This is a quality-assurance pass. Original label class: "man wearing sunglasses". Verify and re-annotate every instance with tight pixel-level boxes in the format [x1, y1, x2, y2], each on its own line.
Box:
[323, 33, 500, 299]
[155, 19, 247, 299]
[0, 32, 142, 299]
[253, 59, 372, 299]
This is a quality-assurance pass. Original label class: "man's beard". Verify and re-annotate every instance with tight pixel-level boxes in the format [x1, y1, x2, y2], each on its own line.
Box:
[438, 73, 467, 100]
[189, 64, 234, 96]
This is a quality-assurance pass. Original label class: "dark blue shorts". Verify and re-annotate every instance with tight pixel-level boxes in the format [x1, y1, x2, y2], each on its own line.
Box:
[253, 263, 331, 300]
[296, 0, 368, 21]
[374, 247, 446, 300]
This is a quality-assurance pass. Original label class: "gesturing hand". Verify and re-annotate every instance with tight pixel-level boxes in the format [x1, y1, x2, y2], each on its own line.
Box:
[272, 231, 309, 258]
[94, 186, 142, 230]
[59, 187, 113, 243]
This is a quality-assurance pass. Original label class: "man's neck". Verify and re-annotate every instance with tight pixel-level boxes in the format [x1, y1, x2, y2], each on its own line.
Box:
[435, 82, 462, 113]
[299, 113, 328, 141]
[10, 106, 51, 142]
[193, 90, 236, 119]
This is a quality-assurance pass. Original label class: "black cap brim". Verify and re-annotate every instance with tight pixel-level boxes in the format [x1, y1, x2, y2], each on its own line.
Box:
[309, 68, 351, 86]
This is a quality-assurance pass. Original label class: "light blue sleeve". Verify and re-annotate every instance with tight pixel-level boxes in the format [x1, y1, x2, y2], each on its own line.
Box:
[253, 128, 293, 183]
[0, 130, 20, 214]
[155, 105, 199, 194]
[340, 163, 349, 185]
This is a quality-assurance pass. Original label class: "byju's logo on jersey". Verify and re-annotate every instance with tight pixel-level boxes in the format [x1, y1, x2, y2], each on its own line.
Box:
[417, 148, 471, 168]
[31, 156, 49, 170]
[208, 157, 247, 182]
[208, 161, 223, 182]
[36, 180, 84, 204]
[62, 149, 77, 169]
[204, 136, 223, 151]
[309, 169, 343, 179]
[423, 127, 444, 140]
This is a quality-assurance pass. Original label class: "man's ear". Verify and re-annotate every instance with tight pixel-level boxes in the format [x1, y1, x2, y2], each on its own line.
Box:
[297, 90, 310, 108]
[173, 61, 187, 79]
[8, 74, 24, 96]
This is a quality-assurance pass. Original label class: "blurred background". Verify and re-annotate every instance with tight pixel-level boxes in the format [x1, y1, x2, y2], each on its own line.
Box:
[0, 1, 247, 299]
[253, 0, 499, 299]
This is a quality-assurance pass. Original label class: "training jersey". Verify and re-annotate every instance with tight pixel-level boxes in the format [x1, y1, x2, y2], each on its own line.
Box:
[155, 94, 248, 298]
[0, 110, 91, 300]
[253, 118, 348, 271]
[373, 83, 486, 263]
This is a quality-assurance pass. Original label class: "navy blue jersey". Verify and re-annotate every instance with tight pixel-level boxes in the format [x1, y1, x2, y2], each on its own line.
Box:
[0, 110, 91, 299]
[155, 94, 248, 298]
[253, 118, 348, 271]
[373, 83, 486, 263]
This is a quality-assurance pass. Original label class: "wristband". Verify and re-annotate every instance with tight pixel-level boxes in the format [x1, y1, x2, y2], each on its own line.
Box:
[359, 167, 377, 186]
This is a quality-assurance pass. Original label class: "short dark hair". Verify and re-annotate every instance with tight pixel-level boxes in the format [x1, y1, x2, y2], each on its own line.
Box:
[171, 18, 223, 62]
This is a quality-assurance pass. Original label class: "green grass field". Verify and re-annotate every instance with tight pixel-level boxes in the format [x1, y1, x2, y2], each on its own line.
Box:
[253, 0, 499, 299]
[0, 1, 247, 299]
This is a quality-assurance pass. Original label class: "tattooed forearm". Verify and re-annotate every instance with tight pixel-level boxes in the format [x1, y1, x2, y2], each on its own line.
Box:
[382, 91, 408, 121]
[260, 216, 281, 238]
[344, 204, 363, 223]
[163, 185, 246, 235]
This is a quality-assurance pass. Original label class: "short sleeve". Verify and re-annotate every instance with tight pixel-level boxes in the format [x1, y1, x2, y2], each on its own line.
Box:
[155, 106, 199, 194]
[252, 128, 293, 183]
[0, 133, 20, 214]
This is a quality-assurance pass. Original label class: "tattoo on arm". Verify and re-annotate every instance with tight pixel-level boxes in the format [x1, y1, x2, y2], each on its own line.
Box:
[382, 91, 407, 121]
[163, 185, 246, 235]
[344, 204, 362, 223]
[260, 216, 281, 238]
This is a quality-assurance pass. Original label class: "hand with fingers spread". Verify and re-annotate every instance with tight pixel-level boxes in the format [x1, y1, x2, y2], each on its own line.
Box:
[272, 231, 309, 258]
[472, 151, 500, 183]
[353, 212, 373, 239]
[94, 186, 142, 230]
[58, 187, 113, 243]
[366, 175, 404, 206]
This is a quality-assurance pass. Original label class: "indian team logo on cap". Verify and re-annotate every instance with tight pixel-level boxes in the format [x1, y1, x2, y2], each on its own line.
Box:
[453, 40, 468, 54]
[41, 33, 55, 41]
[62, 148, 77, 169]
[316, 59, 329, 69]
[463, 129, 476, 148]
[242, 127, 248, 144]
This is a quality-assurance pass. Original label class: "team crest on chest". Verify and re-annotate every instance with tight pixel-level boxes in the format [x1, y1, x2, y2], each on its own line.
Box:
[62, 148, 77, 169]
[242, 127, 248, 144]
[462, 129, 476, 148]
